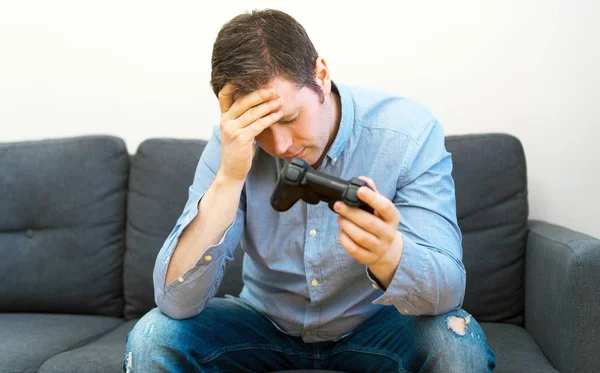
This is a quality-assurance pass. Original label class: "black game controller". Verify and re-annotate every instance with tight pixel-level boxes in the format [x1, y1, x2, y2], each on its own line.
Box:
[270, 158, 374, 214]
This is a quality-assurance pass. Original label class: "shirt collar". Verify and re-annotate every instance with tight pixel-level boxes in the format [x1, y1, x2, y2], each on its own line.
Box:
[325, 81, 354, 162]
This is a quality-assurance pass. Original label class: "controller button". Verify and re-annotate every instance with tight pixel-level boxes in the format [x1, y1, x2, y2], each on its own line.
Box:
[286, 168, 301, 182]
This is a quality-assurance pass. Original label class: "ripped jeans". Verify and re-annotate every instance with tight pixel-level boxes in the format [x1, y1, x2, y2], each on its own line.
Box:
[124, 297, 496, 372]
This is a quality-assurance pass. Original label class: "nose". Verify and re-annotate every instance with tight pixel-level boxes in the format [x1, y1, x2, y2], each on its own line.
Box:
[270, 125, 292, 156]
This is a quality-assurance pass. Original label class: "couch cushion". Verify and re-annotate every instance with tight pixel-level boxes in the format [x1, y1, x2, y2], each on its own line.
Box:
[446, 134, 528, 324]
[0, 136, 128, 316]
[124, 139, 244, 319]
[0, 313, 123, 373]
[38, 319, 138, 373]
[481, 322, 558, 373]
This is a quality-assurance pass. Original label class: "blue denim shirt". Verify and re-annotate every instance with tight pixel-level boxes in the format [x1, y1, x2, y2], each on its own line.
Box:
[153, 82, 465, 343]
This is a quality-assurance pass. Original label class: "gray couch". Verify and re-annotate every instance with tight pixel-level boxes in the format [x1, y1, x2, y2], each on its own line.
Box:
[1, 133, 598, 373]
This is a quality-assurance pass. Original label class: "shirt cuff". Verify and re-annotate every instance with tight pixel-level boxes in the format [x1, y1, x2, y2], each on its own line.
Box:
[366, 267, 386, 291]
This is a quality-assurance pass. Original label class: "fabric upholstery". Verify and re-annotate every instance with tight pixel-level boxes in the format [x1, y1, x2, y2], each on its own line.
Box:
[0, 136, 128, 316]
[38, 320, 138, 373]
[525, 220, 600, 373]
[446, 134, 528, 324]
[0, 313, 123, 373]
[481, 322, 558, 373]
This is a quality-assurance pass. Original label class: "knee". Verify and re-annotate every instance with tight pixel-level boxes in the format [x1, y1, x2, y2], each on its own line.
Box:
[423, 311, 496, 372]
[126, 308, 176, 352]
[124, 308, 185, 371]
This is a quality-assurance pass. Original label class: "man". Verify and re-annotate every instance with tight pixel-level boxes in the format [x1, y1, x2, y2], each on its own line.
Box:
[125, 9, 496, 372]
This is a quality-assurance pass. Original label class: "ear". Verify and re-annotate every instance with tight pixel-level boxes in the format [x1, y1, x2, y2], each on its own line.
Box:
[314, 56, 332, 95]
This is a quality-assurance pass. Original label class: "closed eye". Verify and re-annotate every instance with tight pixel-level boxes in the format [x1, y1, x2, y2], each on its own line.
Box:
[280, 117, 297, 124]
[279, 108, 301, 124]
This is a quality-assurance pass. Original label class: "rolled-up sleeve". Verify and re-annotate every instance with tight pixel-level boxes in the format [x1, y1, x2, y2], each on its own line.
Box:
[369, 119, 465, 315]
[153, 125, 246, 319]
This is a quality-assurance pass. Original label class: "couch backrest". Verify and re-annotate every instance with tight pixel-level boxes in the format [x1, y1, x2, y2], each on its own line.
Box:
[124, 133, 528, 325]
[0, 136, 128, 317]
[446, 134, 528, 325]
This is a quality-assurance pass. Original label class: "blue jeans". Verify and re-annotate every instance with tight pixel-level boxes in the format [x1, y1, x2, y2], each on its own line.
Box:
[124, 297, 496, 372]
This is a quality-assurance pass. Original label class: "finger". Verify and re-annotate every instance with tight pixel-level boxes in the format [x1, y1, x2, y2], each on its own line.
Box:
[335, 201, 392, 241]
[228, 88, 278, 120]
[218, 83, 236, 114]
[337, 215, 381, 252]
[338, 230, 380, 264]
[236, 97, 283, 128]
[358, 176, 378, 193]
[356, 187, 400, 225]
[242, 109, 284, 139]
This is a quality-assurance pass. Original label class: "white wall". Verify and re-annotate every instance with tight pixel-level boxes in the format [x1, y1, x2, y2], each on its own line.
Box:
[1, 0, 598, 238]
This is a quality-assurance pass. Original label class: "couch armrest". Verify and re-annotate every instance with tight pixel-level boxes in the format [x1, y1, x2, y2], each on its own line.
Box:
[525, 220, 600, 373]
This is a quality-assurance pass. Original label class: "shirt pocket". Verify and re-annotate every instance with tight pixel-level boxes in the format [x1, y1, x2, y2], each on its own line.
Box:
[334, 229, 366, 279]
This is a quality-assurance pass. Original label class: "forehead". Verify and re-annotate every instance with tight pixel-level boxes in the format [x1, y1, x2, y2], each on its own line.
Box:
[265, 77, 302, 96]
[268, 78, 317, 112]
[232, 77, 309, 104]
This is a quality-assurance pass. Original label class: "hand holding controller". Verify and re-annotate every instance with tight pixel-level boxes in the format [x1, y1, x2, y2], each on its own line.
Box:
[270, 158, 374, 214]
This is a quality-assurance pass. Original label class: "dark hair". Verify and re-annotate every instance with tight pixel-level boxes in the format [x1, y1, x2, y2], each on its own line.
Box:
[210, 9, 322, 101]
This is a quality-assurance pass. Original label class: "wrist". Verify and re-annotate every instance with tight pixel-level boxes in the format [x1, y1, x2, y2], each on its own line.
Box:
[368, 231, 404, 289]
[215, 169, 246, 189]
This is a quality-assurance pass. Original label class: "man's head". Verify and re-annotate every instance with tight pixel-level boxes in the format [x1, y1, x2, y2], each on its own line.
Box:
[210, 9, 341, 167]
[211, 9, 322, 102]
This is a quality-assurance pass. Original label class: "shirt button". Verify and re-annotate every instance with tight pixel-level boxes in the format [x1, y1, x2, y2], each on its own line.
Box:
[311, 279, 319, 287]
[403, 309, 409, 314]
[372, 283, 379, 290]
[332, 157, 337, 163]
[204, 255, 213, 262]
[310, 229, 317, 237]
[178, 277, 184, 283]
[305, 330, 312, 335]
